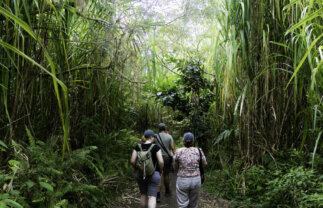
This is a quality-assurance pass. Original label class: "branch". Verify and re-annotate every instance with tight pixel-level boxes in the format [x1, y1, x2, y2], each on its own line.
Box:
[75, 11, 113, 27]
[116, 70, 146, 84]
[56, 65, 111, 75]
[47, 38, 107, 44]
[41, 65, 146, 84]
[155, 55, 182, 76]
[0, 114, 30, 130]
[148, 15, 186, 27]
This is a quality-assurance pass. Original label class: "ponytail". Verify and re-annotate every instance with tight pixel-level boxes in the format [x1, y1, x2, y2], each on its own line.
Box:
[141, 136, 147, 143]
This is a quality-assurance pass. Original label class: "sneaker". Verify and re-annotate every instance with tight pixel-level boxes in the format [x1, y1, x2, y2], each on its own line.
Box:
[157, 192, 161, 203]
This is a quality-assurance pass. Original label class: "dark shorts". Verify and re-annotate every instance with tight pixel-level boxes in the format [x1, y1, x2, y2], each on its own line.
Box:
[163, 156, 173, 174]
[136, 171, 161, 197]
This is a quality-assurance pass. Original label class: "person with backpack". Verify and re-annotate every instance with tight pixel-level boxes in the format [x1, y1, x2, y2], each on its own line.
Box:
[155, 123, 176, 202]
[130, 129, 164, 208]
[174, 132, 207, 208]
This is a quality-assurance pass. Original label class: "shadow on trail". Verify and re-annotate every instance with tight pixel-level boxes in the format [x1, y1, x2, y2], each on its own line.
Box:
[158, 173, 229, 208]
[109, 172, 229, 208]
[157, 172, 177, 207]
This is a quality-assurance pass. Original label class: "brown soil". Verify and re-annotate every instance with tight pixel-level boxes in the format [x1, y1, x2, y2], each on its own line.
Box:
[109, 173, 229, 208]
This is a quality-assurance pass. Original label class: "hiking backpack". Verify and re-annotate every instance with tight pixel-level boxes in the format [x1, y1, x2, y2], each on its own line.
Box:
[136, 144, 156, 179]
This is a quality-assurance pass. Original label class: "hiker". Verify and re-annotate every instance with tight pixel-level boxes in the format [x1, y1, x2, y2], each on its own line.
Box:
[174, 132, 207, 208]
[130, 129, 164, 208]
[155, 123, 176, 202]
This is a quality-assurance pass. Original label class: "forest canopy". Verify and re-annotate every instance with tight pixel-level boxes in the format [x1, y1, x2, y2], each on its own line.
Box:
[0, 0, 322, 207]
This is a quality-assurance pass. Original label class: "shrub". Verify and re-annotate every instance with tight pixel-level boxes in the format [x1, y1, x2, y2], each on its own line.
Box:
[266, 166, 323, 208]
[205, 149, 323, 207]
[0, 127, 138, 207]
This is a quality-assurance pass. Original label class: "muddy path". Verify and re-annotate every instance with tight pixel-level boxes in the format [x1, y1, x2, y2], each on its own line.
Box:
[110, 173, 229, 208]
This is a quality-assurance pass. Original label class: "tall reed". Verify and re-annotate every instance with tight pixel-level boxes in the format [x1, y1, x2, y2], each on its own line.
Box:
[208, 0, 322, 163]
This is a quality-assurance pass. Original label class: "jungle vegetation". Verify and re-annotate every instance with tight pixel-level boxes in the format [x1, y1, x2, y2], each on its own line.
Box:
[0, 0, 322, 207]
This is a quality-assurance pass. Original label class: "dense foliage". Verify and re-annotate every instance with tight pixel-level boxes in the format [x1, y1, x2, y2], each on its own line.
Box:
[205, 149, 323, 207]
[1, 127, 137, 207]
[156, 59, 215, 149]
[0, 0, 322, 207]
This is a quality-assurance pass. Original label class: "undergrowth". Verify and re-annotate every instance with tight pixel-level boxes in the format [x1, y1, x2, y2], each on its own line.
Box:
[205, 149, 323, 207]
[0, 122, 138, 208]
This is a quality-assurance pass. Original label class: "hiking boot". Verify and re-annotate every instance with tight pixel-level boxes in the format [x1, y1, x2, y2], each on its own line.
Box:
[157, 192, 161, 203]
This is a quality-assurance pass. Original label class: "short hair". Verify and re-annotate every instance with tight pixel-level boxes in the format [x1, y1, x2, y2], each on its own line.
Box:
[158, 123, 166, 131]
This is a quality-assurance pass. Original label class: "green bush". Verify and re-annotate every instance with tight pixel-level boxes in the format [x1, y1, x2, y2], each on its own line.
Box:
[265, 167, 323, 208]
[205, 149, 323, 207]
[0, 126, 138, 208]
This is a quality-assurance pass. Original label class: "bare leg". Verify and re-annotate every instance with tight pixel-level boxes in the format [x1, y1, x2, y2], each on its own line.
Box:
[147, 196, 156, 208]
[164, 172, 170, 192]
[140, 195, 148, 207]
[158, 180, 161, 192]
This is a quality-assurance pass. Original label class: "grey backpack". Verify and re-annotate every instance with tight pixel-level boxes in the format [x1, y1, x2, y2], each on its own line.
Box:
[136, 144, 156, 179]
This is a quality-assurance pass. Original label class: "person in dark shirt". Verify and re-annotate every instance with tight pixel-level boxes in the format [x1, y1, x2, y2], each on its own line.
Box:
[131, 129, 164, 208]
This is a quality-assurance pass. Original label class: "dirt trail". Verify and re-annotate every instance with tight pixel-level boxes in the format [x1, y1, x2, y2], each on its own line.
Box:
[110, 173, 229, 208]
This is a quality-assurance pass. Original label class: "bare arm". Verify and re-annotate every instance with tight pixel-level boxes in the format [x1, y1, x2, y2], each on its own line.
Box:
[201, 149, 207, 168]
[173, 150, 179, 172]
[170, 142, 176, 155]
[203, 160, 207, 168]
[156, 150, 164, 173]
[130, 150, 137, 168]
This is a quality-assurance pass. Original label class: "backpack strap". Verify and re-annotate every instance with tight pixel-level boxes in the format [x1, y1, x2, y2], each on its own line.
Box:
[157, 134, 172, 158]
[197, 147, 204, 176]
[138, 143, 154, 152]
[138, 144, 143, 151]
[148, 144, 157, 173]
[147, 143, 155, 152]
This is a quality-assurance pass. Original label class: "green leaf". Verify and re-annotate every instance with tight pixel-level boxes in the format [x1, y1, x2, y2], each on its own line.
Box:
[311, 61, 323, 90]
[240, 83, 248, 116]
[32, 197, 45, 203]
[270, 41, 292, 51]
[0, 140, 8, 149]
[0, 41, 66, 87]
[0, 83, 8, 90]
[48, 167, 63, 175]
[285, 8, 323, 34]
[0, 201, 6, 208]
[0, 6, 70, 160]
[0, 193, 10, 200]
[25, 126, 35, 146]
[9, 190, 20, 197]
[26, 180, 35, 188]
[312, 131, 322, 169]
[286, 33, 323, 88]
[2, 199, 23, 208]
[8, 160, 20, 166]
[0, 7, 36, 39]
[39, 182, 54, 192]
[8, 160, 20, 172]
[54, 199, 68, 208]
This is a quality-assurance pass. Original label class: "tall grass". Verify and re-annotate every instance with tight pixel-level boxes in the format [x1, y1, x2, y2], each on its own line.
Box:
[0, 0, 142, 156]
[207, 0, 322, 163]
